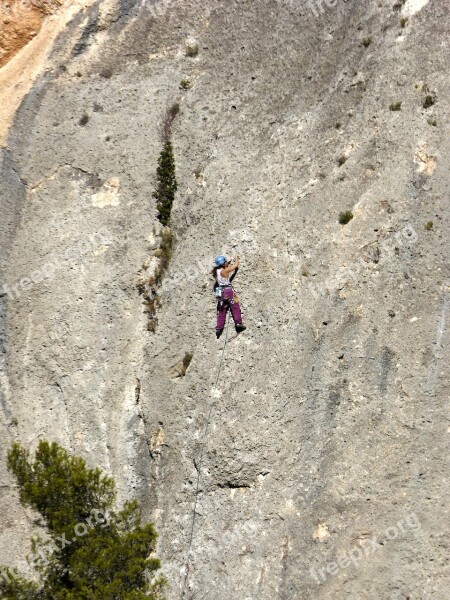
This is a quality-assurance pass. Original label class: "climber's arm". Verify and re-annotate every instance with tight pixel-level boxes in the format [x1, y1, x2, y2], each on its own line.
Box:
[221, 255, 240, 276]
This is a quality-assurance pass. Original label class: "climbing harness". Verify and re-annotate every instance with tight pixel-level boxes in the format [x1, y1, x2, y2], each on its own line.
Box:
[180, 312, 232, 600]
[215, 284, 235, 306]
[214, 283, 232, 300]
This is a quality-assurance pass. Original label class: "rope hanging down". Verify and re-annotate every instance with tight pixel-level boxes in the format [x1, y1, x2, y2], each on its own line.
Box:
[180, 312, 232, 599]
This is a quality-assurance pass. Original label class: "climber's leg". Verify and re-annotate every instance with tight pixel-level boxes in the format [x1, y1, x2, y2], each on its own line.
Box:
[216, 298, 228, 333]
[222, 289, 245, 332]
[230, 296, 243, 325]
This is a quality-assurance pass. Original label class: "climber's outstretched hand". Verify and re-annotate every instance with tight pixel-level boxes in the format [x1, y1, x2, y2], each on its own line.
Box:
[222, 254, 240, 276]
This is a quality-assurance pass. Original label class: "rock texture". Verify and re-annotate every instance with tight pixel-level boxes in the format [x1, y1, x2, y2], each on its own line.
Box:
[0, 1, 449, 598]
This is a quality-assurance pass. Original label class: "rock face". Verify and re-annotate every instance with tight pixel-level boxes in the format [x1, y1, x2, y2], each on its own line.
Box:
[0, 0, 449, 598]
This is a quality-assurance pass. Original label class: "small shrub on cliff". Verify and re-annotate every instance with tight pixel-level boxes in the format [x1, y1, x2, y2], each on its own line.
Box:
[0, 441, 165, 600]
[79, 114, 89, 126]
[160, 102, 180, 143]
[153, 142, 177, 226]
[185, 39, 199, 57]
[155, 228, 173, 284]
[137, 229, 173, 332]
[139, 103, 179, 332]
[99, 67, 113, 79]
[393, 0, 407, 11]
[182, 352, 193, 373]
[423, 94, 436, 109]
[339, 210, 354, 225]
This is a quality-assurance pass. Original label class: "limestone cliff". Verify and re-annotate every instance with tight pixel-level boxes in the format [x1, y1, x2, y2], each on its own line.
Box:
[0, 1, 448, 598]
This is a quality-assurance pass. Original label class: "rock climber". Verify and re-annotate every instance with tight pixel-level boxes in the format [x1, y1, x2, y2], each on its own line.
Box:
[212, 255, 246, 339]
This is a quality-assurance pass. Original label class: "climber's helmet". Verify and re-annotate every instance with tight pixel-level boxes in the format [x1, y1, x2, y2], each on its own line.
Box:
[213, 255, 227, 267]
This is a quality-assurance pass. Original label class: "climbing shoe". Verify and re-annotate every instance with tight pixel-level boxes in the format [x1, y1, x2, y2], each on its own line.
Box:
[235, 324, 246, 334]
[215, 329, 224, 339]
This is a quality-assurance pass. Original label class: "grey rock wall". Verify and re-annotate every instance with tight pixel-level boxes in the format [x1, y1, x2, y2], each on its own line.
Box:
[0, 1, 448, 598]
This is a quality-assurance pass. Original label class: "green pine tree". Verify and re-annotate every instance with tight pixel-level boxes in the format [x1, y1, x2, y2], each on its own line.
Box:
[153, 141, 177, 227]
[0, 441, 165, 600]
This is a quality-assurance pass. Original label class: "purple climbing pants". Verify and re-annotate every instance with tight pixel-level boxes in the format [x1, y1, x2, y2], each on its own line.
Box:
[216, 287, 243, 330]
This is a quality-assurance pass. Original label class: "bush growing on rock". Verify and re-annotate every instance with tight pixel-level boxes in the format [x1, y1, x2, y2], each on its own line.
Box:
[185, 37, 199, 57]
[423, 93, 436, 109]
[182, 352, 193, 374]
[153, 141, 177, 226]
[389, 101, 402, 111]
[339, 210, 354, 225]
[0, 441, 165, 600]
[160, 103, 180, 143]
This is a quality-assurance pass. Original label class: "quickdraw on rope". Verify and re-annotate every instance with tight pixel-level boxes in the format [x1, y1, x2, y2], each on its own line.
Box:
[180, 312, 232, 599]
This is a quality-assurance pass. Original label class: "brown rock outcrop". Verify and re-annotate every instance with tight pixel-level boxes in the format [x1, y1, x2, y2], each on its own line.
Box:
[0, 0, 62, 67]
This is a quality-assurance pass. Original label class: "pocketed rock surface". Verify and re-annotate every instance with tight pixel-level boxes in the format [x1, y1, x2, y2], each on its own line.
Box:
[0, 1, 449, 598]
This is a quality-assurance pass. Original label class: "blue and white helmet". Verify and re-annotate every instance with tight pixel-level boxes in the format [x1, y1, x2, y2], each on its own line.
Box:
[213, 255, 227, 267]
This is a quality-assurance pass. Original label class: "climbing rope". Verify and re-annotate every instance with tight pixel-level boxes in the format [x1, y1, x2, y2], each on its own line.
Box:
[180, 312, 232, 599]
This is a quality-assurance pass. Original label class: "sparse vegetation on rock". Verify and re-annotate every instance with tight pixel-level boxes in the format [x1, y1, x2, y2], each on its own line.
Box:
[153, 103, 179, 226]
[339, 210, 354, 225]
[153, 141, 177, 227]
[139, 102, 179, 332]
[99, 67, 113, 79]
[185, 37, 199, 57]
[423, 94, 436, 109]
[137, 228, 173, 332]
[79, 114, 89, 126]
[393, 0, 407, 11]
[181, 352, 193, 376]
